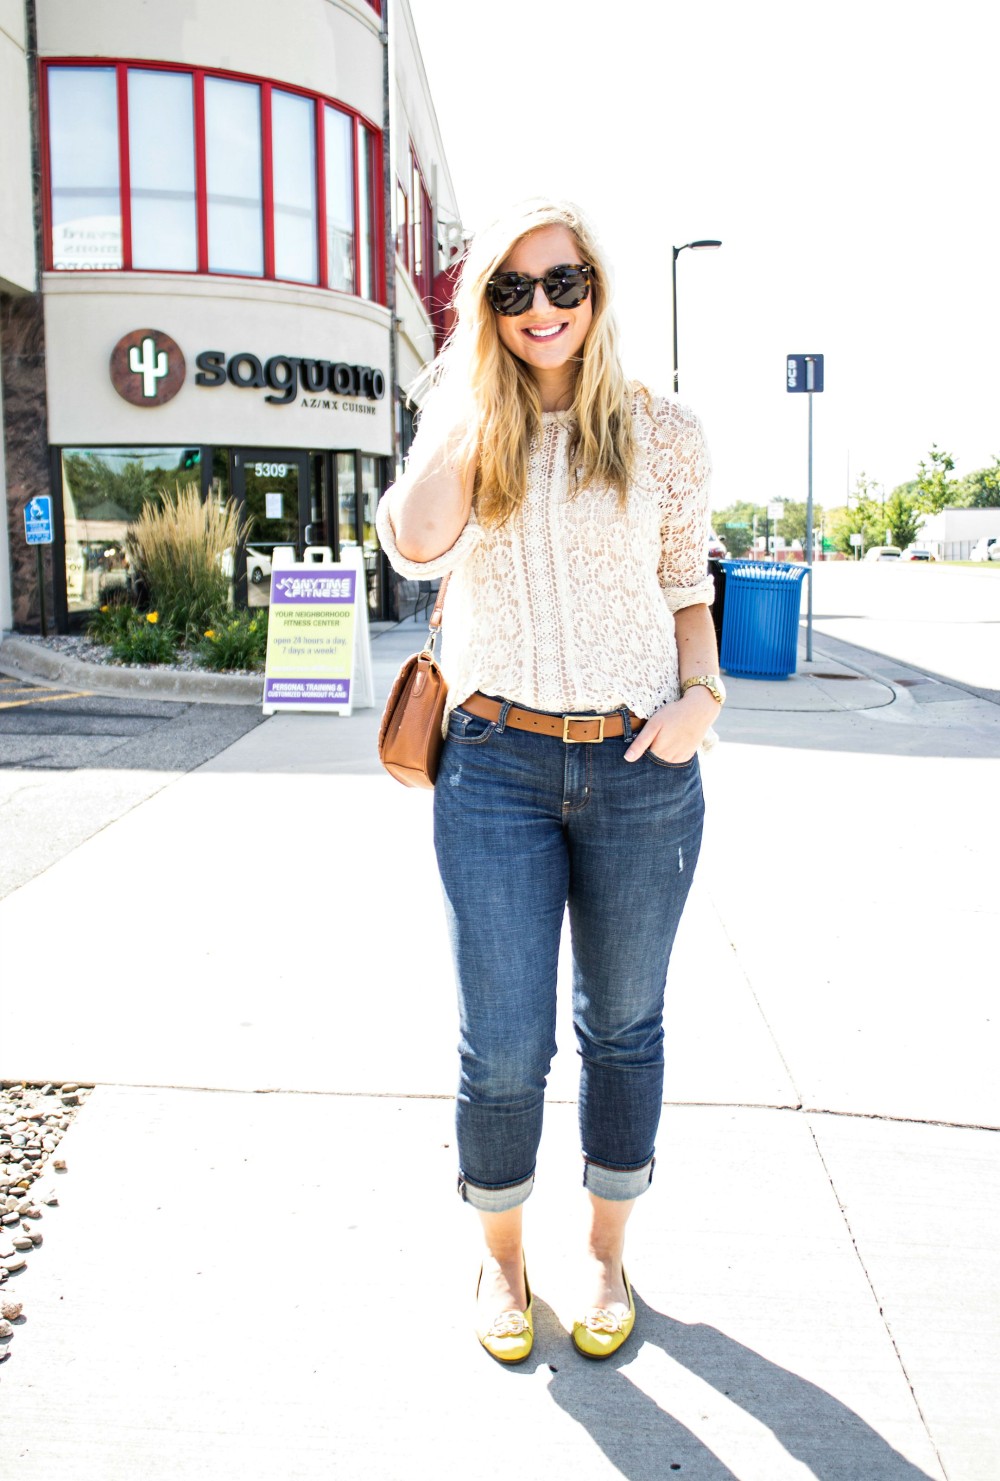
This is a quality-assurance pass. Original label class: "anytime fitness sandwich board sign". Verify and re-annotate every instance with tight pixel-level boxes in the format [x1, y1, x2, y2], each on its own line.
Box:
[262, 548, 372, 716]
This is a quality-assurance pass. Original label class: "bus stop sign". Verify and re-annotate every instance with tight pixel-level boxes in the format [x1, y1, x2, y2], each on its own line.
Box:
[787, 354, 824, 393]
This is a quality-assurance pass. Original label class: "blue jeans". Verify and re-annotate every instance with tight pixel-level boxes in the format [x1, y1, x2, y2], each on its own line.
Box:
[433, 699, 705, 1213]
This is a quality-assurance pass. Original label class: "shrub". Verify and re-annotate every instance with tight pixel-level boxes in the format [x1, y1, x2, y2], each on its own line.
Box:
[194, 611, 269, 671]
[87, 601, 137, 647]
[106, 610, 180, 666]
[126, 482, 247, 634]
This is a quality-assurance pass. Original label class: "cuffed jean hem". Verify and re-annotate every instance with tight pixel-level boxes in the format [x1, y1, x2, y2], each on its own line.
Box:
[582, 1155, 655, 1202]
[458, 1171, 535, 1213]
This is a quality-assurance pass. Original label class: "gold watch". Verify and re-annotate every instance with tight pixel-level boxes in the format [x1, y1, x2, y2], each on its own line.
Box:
[680, 674, 727, 706]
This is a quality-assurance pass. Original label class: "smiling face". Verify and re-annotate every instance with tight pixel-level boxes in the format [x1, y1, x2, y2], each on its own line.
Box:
[493, 223, 594, 410]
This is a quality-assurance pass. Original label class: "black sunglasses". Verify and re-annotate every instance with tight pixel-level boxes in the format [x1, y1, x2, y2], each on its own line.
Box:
[486, 263, 593, 317]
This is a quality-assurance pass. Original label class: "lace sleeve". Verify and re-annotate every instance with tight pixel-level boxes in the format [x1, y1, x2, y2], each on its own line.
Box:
[375, 492, 482, 579]
[647, 396, 714, 612]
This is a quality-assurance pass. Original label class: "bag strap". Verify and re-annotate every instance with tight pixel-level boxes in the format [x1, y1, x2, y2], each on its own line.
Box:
[422, 573, 450, 658]
[429, 573, 450, 631]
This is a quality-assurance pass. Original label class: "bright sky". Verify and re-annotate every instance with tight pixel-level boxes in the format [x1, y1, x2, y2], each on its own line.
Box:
[406, 0, 998, 516]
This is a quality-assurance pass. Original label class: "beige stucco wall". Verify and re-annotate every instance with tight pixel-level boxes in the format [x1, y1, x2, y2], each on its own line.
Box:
[43, 274, 393, 455]
[0, 0, 36, 294]
[37, 0, 382, 125]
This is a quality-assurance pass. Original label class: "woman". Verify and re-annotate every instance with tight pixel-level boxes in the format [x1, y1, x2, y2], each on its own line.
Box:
[376, 200, 722, 1364]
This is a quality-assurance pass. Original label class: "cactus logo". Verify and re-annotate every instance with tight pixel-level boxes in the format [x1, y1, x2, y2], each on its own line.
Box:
[110, 328, 186, 407]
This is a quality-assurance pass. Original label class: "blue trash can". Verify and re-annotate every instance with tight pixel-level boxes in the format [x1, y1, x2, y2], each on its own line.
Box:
[719, 560, 809, 679]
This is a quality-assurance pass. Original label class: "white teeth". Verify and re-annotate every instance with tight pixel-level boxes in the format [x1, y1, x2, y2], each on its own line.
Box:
[525, 325, 564, 339]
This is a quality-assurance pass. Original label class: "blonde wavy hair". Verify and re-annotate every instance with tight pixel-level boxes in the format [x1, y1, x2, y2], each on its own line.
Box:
[414, 199, 639, 529]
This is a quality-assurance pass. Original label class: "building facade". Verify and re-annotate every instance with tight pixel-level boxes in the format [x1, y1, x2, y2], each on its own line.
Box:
[0, 0, 459, 632]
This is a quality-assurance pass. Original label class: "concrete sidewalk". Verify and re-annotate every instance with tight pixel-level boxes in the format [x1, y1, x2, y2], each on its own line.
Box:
[1, 625, 997, 1480]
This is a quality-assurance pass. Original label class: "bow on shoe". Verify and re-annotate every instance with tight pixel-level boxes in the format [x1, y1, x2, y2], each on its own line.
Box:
[487, 1310, 531, 1338]
[582, 1307, 629, 1334]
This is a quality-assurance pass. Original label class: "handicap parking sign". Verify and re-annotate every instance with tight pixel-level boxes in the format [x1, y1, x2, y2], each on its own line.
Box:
[24, 496, 54, 545]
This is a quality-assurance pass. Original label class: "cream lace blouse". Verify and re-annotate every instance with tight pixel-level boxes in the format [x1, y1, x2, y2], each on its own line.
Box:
[375, 389, 713, 724]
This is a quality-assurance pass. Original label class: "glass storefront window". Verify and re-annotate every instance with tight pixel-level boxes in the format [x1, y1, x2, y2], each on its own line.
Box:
[61, 447, 190, 613]
[272, 89, 318, 284]
[44, 63, 381, 300]
[361, 455, 382, 615]
[127, 69, 197, 271]
[47, 67, 122, 271]
[205, 77, 264, 277]
[358, 128, 375, 301]
[395, 179, 408, 268]
[324, 106, 355, 293]
[411, 154, 423, 282]
[336, 452, 358, 548]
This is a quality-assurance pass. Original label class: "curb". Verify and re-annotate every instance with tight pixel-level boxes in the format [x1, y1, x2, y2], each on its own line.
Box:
[0, 636, 264, 706]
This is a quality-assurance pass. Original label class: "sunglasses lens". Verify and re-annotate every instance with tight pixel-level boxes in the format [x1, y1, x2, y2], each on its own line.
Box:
[489, 274, 533, 315]
[543, 267, 590, 308]
[487, 265, 591, 315]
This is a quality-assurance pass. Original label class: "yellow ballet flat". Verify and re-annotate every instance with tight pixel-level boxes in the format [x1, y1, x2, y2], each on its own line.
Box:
[572, 1268, 635, 1360]
[475, 1262, 534, 1365]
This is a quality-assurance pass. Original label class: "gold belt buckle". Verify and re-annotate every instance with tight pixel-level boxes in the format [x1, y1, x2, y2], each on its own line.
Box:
[562, 714, 605, 744]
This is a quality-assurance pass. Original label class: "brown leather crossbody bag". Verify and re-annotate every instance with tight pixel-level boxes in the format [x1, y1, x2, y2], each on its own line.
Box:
[377, 575, 450, 788]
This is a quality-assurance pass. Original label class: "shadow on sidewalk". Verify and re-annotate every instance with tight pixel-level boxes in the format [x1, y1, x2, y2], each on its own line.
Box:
[546, 1292, 937, 1480]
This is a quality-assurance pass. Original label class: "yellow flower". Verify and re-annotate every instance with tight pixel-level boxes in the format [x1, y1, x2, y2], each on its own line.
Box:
[100, 605, 109, 613]
[249, 621, 257, 633]
[146, 612, 159, 625]
[204, 629, 216, 640]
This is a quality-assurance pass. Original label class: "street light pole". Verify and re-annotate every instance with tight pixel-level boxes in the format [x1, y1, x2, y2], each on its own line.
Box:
[671, 239, 722, 394]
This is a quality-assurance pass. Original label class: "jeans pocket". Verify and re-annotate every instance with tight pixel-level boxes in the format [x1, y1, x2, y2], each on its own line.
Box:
[447, 706, 497, 744]
[645, 749, 698, 770]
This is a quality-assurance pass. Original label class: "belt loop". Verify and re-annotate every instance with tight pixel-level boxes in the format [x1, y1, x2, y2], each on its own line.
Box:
[620, 706, 634, 743]
[496, 699, 512, 734]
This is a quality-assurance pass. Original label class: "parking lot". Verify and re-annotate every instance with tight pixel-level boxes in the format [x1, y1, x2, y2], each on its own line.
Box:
[0, 675, 262, 898]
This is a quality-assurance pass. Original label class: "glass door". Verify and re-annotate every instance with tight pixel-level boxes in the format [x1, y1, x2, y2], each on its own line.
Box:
[233, 449, 309, 606]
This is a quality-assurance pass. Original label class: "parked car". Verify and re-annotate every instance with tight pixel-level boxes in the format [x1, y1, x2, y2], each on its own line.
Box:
[247, 545, 273, 585]
[863, 545, 902, 562]
[902, 548, 935, 561]
[970, 536, 1000, 562]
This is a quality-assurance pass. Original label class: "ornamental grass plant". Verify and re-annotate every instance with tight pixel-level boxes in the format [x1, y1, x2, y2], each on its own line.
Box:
[126, 481, 247, 635]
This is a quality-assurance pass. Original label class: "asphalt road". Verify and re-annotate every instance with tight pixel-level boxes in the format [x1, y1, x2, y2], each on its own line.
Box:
[808, 561, 1000, 700]
[0, 677, 263, 899]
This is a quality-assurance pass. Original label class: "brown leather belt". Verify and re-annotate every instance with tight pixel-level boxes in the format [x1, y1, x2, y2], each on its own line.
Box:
[460, 692, 646, 744]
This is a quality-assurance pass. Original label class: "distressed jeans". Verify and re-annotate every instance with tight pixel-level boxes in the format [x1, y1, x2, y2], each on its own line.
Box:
[433, 699, 705, 1213]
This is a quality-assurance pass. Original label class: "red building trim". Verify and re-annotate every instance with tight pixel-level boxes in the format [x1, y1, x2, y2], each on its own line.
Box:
[315, 97, 329, 291]
[260, 81, 275, 281]
[115, 63, 132, 269]
[192, 70, 209, 273]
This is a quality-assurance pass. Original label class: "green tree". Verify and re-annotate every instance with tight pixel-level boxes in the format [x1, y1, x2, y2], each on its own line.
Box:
[914, 445, 957, 514]
[712, 500, 758, 556]
[882, 488, 924, 551]
[826, 474, 886, 555]
[776, 500, 824, 550]
[954, 456, 1000, 508]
